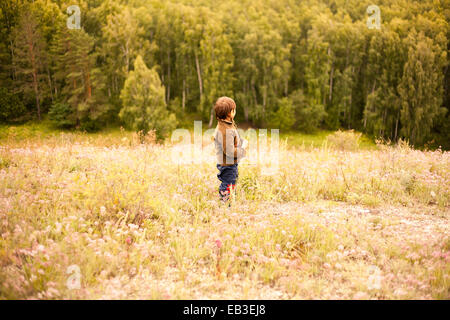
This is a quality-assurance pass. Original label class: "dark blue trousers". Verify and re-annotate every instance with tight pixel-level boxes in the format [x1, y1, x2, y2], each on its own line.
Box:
[217, 163, 238, 193]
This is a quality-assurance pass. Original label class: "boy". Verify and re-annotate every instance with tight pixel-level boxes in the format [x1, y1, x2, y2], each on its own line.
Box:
[213, 97, 248, 202]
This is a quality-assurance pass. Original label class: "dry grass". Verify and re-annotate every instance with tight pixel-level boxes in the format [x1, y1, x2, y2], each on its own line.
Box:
[0, 129, 448, 299]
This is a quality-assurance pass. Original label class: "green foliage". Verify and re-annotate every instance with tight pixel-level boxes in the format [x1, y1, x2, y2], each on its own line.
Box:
[363, 29, 405, 140]
[52, 23, 112, 129]
[10, 3, 48, 120]
[0, 0, 448, 148]
[398, 31, 447, 146]
[119, 55, 177, 141]
[269, 97, 295, 130]
[0, 88, 26, 122]
[79, 118, 101, 133]
[290, 89, 327, 132]
[48, 102, 76, 129]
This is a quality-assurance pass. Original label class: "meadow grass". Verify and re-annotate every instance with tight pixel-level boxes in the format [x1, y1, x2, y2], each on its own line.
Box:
[0, 123, 448, 299]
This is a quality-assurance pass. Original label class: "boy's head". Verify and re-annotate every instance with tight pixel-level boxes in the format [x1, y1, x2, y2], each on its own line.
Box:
[214, 96, 236, 121]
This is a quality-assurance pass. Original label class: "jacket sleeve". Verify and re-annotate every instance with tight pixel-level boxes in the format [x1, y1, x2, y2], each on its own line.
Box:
[223, 128, 246, 164]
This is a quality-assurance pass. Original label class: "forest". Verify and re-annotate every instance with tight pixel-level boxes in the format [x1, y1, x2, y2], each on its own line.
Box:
[0, 0, 449, 147]
[1, 0, 450, 301]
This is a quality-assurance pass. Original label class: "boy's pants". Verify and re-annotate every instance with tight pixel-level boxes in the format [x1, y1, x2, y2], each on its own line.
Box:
[217, 163, 238, 201]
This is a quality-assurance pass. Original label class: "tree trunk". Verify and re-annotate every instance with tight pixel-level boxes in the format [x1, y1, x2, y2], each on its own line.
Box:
[47, 65, 54, 103]
[167, 50, 171, 103]
[381, 107, 387, 137]
[68, 40, 76, 90]
[194, 50, 203, 98]
[364, 80, 376, 129]
[263, 87, 267, 110]
[10, 39, 16, 81]
[86, 71, 92, 100]
[244, 82, 249, 121]
[34, 83, 41, 121]
[348, 66, 354, 129]
[124, 39, 130, 74]
[329, 64, 334, 103]
[328, 46, 333, 105]
[394, 110, 400, 141]
[348, 91, 352, 129]
[208, 105, 214, 128]
[27, 28, 41, 120]
[182, 78, 186, 110]
[251, 80, 257, 106]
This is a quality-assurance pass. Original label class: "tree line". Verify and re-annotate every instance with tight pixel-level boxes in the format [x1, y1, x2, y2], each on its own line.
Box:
[0, 0, 448, 146]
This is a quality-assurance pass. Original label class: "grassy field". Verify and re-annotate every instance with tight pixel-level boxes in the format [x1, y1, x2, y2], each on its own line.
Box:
[0, 122, 449, 299]
[0, 119, 377, 149]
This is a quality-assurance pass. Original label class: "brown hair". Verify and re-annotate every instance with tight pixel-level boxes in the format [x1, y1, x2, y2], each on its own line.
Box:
[214, 96, 236, 120]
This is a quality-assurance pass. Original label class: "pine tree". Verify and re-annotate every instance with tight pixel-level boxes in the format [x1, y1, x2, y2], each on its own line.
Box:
[0, 0, 20, 88]
[11, 6, 48, 120]
[52, 24, 110, 129]
[119, 55, 176, 140]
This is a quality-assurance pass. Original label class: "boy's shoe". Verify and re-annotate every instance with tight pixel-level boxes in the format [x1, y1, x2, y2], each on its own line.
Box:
[219, 184, 236, 208]
[219, 185, 237, 208]
[227, 184, 236, 202]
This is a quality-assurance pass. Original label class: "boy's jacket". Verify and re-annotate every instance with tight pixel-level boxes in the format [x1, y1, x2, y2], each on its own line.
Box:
[214, 118, 246, 166]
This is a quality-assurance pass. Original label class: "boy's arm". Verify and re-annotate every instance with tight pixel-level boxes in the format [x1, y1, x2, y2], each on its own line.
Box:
[223, 129, 245, 164]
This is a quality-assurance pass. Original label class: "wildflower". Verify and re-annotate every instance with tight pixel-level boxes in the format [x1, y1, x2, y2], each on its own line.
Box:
[367, 274, 382, 290]
[128, 223, 138, 230]
[215, 239, 222, 249]
[394, 288, 407, 297]
[353, 291, 369, 300]
[126, 237, 132, 245]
